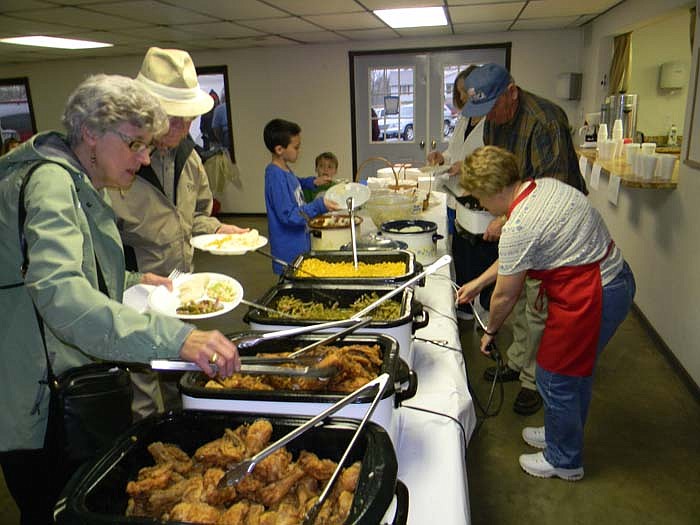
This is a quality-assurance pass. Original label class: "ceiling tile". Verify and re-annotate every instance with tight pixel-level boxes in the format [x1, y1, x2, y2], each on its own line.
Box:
[337, 28, 399, 40]
[10, 6, 147, 30]
[176, 21, 262, 38]
[265, 0, 364, 16]
[164, 0, 288, 20]
[453, 21, 512, 33]
[0, 14, 81, 37]
[283, 31, 348, 43]
[241, 16, 322, 33]
[203, 36, 271, 49]
[118, 25, 201, 40]
[250, 34, 301, 46]
[449, 3, 524, 24]
[42, 0, 133, 4]
[88, 1, 217, 25]
[512, 16, 581, 30]
[0, 0, 54, 12]
[304, 12, 386, 31]
[519, 0, 618, 19]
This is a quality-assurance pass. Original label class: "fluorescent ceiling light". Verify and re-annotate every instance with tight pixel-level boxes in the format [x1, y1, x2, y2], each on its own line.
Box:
[374, 7, 447, 29]
[0, 36, 113, 49]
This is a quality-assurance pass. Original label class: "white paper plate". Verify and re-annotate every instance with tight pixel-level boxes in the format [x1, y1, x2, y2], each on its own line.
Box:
[190, 232, 268, 255]
[123, 284, 155, 314]
[325, 182, 371, 208]
[147, 272, 243, 319]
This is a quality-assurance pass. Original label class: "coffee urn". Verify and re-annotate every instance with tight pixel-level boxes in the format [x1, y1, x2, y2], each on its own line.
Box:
[603, 94, 638, 140]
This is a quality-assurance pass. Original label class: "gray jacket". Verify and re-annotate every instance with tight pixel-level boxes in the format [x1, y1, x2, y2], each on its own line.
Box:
[0, 132, 192, 451]
[108, 138, 222, 275]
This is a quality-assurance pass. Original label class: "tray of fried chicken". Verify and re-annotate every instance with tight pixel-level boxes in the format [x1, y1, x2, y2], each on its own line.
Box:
[54, 411, 406, 525]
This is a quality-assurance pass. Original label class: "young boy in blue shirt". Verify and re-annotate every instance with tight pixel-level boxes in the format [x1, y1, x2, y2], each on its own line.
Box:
[263, 119, 340, 273]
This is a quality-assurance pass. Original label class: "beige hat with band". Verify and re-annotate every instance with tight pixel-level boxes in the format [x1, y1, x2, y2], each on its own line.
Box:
[135, 47, 214, 117]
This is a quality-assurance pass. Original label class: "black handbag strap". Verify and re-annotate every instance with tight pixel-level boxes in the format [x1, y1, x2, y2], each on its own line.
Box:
[12, 162, 109, 386]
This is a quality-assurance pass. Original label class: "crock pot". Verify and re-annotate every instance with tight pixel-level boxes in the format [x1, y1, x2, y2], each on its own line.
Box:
[380, 219, 443, 264]
[308, 213, 363, 251]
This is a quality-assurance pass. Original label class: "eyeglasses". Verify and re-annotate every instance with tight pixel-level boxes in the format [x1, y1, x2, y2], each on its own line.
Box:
[109, 130, 154, 154]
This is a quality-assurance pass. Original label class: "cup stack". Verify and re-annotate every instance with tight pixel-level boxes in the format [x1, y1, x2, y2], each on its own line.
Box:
[611, 119, 624, 159]
[655, 154, 677, 181]
[598, 123, 608, 143]
[624, 143, 640, 166]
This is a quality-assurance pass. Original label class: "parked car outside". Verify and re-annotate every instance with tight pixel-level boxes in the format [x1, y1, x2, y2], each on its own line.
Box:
[378, 104, 457, 142]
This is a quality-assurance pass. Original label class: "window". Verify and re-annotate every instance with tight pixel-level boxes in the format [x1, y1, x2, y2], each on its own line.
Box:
[189, 66, 235, 162]
[0, 77, 37, 148]
[369, 67, 415, 142]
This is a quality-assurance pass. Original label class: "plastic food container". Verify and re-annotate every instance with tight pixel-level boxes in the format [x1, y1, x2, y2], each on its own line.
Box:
[54, 411, 408, 525]
[243, 283, 428, 367]
[180, 332, 417, 446]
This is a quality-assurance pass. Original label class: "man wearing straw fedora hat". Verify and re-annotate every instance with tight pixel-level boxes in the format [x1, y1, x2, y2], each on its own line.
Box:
[109, 47, 247, 417]
[109, 47, 247, 278]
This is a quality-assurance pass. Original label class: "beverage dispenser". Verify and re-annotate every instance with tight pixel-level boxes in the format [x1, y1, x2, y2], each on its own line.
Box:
[605, 94, 638, 140]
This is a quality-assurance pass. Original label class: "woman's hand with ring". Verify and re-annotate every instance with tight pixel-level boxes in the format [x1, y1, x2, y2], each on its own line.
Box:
[179, 329, 241, 377]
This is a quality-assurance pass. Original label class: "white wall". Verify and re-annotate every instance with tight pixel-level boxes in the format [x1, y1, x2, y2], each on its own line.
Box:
[628, 9, 692, 137]
[0, 29, 582, 214]
[582, 0, 700, 386]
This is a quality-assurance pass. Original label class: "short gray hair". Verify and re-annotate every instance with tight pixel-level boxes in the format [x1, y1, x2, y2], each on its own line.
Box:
[62, 74, 169, 146]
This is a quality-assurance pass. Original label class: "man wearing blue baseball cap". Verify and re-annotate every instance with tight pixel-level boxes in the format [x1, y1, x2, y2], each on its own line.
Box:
[459, 63, 586, 417]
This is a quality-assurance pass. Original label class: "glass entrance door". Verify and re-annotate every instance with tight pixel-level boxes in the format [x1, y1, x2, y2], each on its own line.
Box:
[351, 45, 510, 181]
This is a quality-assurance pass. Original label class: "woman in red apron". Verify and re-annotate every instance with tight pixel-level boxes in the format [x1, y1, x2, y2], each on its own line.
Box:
[457, 146, 636, 480]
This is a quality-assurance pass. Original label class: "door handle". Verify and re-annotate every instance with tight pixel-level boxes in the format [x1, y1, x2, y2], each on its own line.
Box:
[419, 139, 425, 149]
[431, 139, 437, 150]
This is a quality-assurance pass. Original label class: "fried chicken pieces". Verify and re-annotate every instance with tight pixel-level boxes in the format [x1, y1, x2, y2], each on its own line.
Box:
[206, 344, 383, 393]
[125, 419, 360, 525]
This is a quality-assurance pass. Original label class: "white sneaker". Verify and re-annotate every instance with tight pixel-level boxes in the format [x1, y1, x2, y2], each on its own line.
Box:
[518, 452, 584, 481]
[522, 426, 546, 449]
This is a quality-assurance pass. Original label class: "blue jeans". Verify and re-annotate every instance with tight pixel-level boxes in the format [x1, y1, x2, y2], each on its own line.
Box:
[537, 262, 636, 469]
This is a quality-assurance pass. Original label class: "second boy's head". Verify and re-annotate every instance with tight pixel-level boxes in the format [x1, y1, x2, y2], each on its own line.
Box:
[315, 152, 338, 179]
[264, 118, 301, 163]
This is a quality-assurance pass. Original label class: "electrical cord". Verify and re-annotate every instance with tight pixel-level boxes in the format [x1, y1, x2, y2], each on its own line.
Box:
[419, 274, 504, 435]
[401, 404, 468, 464]
[412, 336, 462, 353]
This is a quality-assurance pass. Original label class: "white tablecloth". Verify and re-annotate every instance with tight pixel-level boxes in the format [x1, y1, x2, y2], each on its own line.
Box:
[359, 192, 475, 525]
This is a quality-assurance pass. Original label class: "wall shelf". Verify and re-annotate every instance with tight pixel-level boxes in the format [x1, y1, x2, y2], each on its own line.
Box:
[577, 149, 679, 189]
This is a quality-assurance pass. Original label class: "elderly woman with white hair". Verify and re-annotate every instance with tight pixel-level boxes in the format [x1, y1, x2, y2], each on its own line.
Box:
[0, 74, 240, 524]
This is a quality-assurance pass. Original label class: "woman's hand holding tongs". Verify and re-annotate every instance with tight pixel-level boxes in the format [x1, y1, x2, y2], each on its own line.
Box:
[179, 330, 241, 378]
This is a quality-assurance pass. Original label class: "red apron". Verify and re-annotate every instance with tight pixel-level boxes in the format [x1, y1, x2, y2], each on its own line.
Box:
[507, 180, 609, 377]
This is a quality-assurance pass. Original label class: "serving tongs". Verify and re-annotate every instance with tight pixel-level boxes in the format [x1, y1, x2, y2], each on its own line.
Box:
[150, 317, 370, 379]
[352, 253, 452, 318]
[150, 358, 337, 379]
[217, 373, 391, 521]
